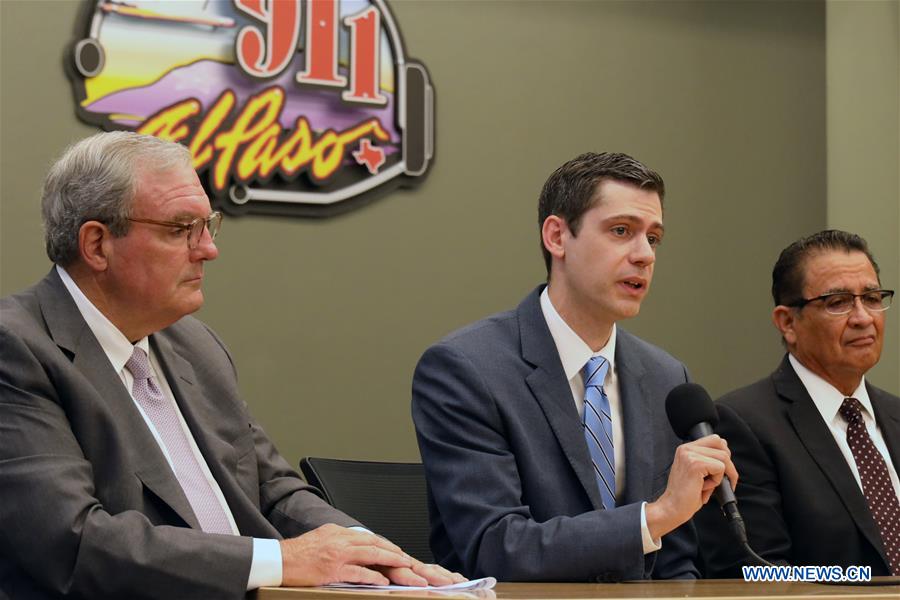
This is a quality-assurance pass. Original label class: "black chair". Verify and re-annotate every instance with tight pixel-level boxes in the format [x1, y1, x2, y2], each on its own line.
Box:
[299, 457, 434, 563]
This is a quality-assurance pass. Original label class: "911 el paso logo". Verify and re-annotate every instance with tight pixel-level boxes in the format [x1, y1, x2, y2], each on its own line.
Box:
[68, 0, 434, 215]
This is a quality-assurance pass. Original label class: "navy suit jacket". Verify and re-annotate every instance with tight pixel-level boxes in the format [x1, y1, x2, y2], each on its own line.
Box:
[695, 356, 900, 577]
[412, 287, 698, 581]
[0, 270, 358, 599]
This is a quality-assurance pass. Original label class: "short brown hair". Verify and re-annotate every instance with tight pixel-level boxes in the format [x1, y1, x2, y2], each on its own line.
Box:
[537, 152, 665, 275]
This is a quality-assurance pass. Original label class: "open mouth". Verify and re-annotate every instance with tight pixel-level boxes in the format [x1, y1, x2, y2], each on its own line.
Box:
[620, 278, 646, 291]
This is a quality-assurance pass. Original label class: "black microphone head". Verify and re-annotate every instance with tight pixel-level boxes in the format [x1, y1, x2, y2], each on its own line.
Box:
[665, 382, 718, 439]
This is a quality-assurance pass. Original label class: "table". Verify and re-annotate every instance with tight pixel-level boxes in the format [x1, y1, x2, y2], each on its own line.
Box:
[253, 579, 900, 600]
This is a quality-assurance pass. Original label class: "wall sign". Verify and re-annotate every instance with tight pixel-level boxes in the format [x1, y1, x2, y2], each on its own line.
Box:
[68, 0, 434, 216]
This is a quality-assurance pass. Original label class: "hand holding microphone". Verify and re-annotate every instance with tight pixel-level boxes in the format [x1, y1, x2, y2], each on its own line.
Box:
[665, 383, 741, 520]
[664, 382, 772, 567]
[645, 387, 738, 540]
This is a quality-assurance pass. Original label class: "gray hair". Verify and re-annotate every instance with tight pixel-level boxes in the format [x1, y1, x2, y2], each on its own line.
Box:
[41, 131, 193, 266]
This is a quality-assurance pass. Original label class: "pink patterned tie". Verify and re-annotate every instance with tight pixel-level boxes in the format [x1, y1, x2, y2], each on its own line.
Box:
[126, 347, 232, 534]
[839, 397, 900, 575]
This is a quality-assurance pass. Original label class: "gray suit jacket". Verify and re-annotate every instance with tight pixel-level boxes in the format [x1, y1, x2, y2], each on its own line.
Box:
[0, 270, 358, 599]
[411, 287, 698, 582]
[695, 356, 900, 577]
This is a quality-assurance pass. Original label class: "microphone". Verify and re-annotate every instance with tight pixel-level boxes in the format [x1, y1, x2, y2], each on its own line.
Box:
[665, 383, 770, 566]
[665, 383, 741, 523]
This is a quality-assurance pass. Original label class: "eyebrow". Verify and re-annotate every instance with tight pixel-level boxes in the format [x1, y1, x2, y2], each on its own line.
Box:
[601, 214, 665, 234]
[820, 283, 882, 295]
[168, 212, 207, 223]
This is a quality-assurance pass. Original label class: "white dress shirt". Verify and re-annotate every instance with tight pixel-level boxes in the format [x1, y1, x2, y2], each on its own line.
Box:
[540, 288, 661, 553]
[789, 354, 900, 503]
[57, 266, 282, 590]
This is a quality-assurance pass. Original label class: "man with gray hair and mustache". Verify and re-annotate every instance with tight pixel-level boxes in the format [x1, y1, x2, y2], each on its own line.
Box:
[0, 131, 461, 599]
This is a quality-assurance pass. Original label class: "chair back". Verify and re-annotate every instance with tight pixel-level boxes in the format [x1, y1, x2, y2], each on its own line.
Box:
[299, 457, 434, 563]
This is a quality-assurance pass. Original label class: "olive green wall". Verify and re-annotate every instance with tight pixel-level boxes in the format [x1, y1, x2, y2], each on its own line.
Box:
[826, 0, 900, 394]
[2, 0, 885, 467]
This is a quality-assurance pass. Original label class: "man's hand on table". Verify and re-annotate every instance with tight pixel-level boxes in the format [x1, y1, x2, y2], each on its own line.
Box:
[279, 524, 466, 587]
[376, 559, 467, 587]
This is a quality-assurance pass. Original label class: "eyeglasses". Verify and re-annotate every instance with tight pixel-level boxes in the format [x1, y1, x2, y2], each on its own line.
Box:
[127, 211, 222, 250]
[789, 289, 894, 315]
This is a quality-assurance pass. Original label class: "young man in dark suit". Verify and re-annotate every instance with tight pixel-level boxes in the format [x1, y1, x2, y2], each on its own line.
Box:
[412, 153, 737, 581]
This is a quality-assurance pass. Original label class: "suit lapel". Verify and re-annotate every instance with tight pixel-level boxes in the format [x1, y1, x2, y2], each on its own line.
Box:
[519, 288, 605, 510]
[776, 358, 887, 563]
[869, 384, 900, 571]
[616, 335, 654, 505]
[151, 333, 234, 468]
[150, 334, 239, 489]
[870, 385, 900, 475]
[37, 270, 201, 530]
[69, 339, 194, 526]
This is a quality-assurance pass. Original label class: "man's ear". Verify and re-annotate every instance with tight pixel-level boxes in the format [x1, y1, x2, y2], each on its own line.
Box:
[772, 305, 798, 346]
[78, 220, 112, 272]
[541, 215, 568, 263]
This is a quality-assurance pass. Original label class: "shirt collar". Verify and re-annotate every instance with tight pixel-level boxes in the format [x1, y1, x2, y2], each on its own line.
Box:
[540, 286, 616, 382]
[56, 265, 149, 373]
[788, 353, 872, 422]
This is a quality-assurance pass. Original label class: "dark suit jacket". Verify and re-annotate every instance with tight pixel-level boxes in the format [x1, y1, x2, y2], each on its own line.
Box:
[695, 356, 900, 577]
[0, 270, 358, 599]
[411, 287, 698, 582]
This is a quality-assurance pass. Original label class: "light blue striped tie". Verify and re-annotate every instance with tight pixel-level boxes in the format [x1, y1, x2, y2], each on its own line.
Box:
[583, 356, 615, 509]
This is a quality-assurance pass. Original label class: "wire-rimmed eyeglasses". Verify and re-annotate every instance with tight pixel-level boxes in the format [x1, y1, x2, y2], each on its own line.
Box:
[127, 211, 222, 250]
[788, 289, 894, 315]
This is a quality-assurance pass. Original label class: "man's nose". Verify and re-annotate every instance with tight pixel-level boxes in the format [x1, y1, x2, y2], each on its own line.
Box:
[192, 227, 219, 261]
[847, 296, 875, 325]
[630, 236, 656, 266]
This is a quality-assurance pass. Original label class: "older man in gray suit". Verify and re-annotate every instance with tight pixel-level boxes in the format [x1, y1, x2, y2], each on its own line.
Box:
[0, 132, 460, 599]
[412, 153, 737, 581]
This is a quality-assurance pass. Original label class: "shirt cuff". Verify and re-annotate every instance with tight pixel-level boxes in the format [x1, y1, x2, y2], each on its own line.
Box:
[246, 537, 283, 590]
[640, 502, 662, 554]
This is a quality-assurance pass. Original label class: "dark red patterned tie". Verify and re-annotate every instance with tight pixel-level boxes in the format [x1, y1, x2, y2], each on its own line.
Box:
[839, 397, 900, 575]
